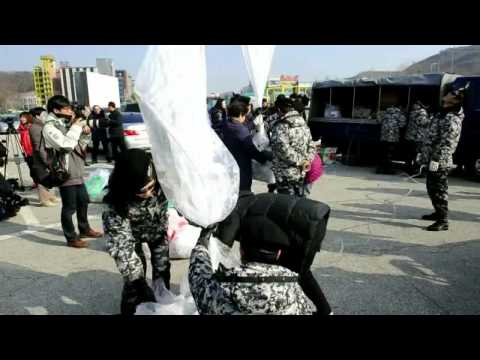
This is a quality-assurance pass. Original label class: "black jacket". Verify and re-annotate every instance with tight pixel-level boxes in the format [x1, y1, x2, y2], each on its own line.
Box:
[209, 106, 226, 138]
[222, 119, 272, 192]
[107, 109, 124, 138]
[216, 192, 331, 274]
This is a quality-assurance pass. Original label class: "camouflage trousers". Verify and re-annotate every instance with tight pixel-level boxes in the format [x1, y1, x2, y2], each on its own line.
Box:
[134, 242, 171, 289]
[426, 170, 449, 220]
[276, 179, 306, 197]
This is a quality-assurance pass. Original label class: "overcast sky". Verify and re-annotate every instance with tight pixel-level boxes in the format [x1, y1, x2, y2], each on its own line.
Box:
[0, 45, 462, 92]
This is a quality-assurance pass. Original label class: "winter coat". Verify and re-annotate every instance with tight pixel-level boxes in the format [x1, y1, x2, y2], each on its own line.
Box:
[107, 109, 124, 138]
[103, 193, 169, 282]
[42, 113, 91, 186]
[17, 122, 33, 157]
[419, 108, 464, 170]
[222, 119, 272, 192]
[379, 106, 407, 143]
[405, 106, 430, 143]
[216, 192, 331, 274]
[270, 111, 316, 184]
[188, 243, 315, 315]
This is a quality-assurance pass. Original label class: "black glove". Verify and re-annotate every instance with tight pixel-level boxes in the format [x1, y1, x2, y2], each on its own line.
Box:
[197, 224, 217, 248]
[120, 278, 156, 315]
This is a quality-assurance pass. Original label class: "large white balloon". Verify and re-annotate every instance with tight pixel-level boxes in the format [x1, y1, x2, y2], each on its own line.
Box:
[241, 45, 276, 107]
[135, 45, 240, 227]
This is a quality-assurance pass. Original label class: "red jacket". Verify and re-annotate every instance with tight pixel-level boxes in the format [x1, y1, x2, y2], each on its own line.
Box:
[17, 122, 33, 157]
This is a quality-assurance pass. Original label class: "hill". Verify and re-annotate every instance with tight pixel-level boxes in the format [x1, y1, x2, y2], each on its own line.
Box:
[403, 45, 480, 75]
[0, 71, 34, 110]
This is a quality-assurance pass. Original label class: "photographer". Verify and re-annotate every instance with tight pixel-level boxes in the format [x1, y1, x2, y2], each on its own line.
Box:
[42, 95, 103, 248]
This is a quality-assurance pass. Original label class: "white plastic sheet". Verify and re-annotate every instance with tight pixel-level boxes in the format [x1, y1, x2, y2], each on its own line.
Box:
[241, 45, 276, 108]
[135, 236, 241, 315]
[135, 45, 240, 227]
[252, 159, 275, 184]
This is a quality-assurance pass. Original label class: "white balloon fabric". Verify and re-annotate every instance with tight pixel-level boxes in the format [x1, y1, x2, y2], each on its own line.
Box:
[135, 45, 240, 227]
[241, 45, 276, 108]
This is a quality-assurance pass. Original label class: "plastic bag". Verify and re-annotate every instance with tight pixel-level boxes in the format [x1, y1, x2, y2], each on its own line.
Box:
[306, 153, 324, 184]
[135, 45, 239, 227]
[135, 278, 198, 315]
[252, 160, 275, 183]
[209, 236, 241, 271]
[252, 120, 270, 152]
[241, 45, 276, 108]
[169, 224, 201, 259]
[84, 168, 111, 203]
[135, 236, 240, 315]
[324, 105, 342, 119]
[167, 208, 189, 241]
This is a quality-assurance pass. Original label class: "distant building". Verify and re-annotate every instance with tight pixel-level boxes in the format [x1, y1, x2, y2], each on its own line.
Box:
[21, 92, 37, 110]
[96, 58, 115, 77]
[115, 70, 133, 103]
[5, 91, 37, 110]
[33, 55, 57, 106]
[75, 72, 120, 108]
[59, 65, 97, 103]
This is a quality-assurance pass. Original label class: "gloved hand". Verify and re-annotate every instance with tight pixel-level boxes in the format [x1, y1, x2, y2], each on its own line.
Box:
[197, 224, 217, 248]
[120, 278, 156, 315]
[429, 161, 439, 172]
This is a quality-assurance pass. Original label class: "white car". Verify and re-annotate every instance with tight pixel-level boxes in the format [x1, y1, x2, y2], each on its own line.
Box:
[122, 112, 151, 150]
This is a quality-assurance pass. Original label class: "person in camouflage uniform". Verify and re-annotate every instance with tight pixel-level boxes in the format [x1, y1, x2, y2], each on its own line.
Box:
[102, 149, 170, 314]
[188, 226, 315, 315]
[377, 106, 407, 174]
[418, 83, 468, 231]
[404, 101, 431, 174]
[270, 96, 316, 196]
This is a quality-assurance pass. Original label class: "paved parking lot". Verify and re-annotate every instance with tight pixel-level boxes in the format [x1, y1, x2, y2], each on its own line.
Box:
[1, 158, 480, 315]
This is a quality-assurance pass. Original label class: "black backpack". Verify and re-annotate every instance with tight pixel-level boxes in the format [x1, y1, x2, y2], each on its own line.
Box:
[30, 124, 70, 189]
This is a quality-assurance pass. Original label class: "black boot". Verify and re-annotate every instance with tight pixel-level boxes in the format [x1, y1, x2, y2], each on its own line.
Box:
[120, 278, 156, 315]
[422, 213, 440, 221]
[426, 220, 449, 231]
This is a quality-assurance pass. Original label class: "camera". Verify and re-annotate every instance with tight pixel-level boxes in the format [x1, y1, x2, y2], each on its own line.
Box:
[2, 116, 18, 133]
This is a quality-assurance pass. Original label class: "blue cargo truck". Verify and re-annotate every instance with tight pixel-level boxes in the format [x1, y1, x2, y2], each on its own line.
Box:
[308, 73, 480, 181]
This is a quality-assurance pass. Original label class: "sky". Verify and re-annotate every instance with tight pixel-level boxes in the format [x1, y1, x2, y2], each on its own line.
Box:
[0, 45, 463, 93]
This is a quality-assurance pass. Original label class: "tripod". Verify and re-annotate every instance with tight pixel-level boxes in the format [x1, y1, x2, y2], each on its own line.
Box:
[2, 124, 27, 191]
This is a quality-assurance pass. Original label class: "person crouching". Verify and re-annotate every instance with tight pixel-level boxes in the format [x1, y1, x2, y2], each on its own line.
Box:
[188, 226, 315, 315]
[102, 149, 171, 315]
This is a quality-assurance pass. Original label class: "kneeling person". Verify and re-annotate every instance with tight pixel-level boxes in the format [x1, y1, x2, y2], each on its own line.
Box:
[188, 227, 314, 315]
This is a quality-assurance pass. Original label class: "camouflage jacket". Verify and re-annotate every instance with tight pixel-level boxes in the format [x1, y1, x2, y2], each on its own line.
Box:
[188, 243, 315, 315]
[103, 193, 169, 282]
[419, 109, 464, 170]
[405, 107, 430, 143]
[270, 111, 316, 184]
[379, 107, 407, 143]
